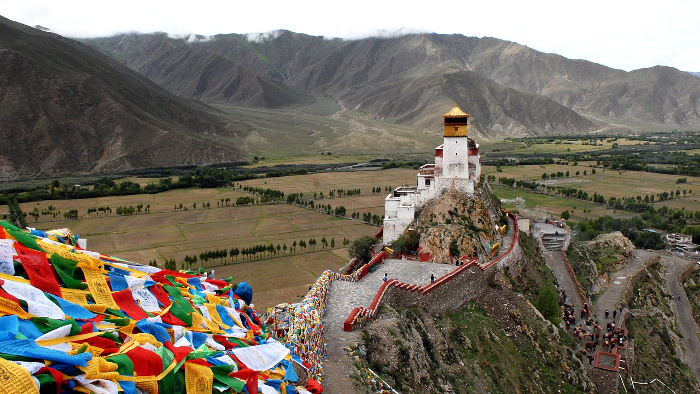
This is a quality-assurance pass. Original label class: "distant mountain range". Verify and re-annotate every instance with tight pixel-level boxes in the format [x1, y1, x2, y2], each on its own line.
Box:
[2, 15, 699, 179]
[83, 31, 700, 136]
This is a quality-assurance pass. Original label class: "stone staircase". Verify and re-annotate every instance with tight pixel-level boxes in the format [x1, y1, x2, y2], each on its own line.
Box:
[542, 233, 567, 251]
[323, 260, 456, 330]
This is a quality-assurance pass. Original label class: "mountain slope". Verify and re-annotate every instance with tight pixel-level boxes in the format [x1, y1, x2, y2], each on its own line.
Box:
[0, 17, 248, 181]
[83, 31, 700, 135]
[86, 33, 315, 107]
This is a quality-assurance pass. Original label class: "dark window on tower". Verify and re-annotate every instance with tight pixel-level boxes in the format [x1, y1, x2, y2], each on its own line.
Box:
[444, 118, 467, 125]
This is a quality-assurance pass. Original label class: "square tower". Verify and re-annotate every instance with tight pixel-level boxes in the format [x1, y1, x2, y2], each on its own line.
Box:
[439, 104, 471, 193]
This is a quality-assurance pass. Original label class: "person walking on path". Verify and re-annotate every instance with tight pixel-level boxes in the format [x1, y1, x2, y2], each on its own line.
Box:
[613, 310, 617, 320]
[431, 274, 435, 283]
[383, 273, 388, 282]
[605, 309, 609, 319]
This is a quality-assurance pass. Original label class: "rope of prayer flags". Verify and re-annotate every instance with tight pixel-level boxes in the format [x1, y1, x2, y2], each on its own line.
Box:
[0, 221, 319, 393]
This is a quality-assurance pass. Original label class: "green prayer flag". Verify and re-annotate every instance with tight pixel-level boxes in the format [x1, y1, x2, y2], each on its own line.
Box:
[156, 345, 176, 394]
[50, 253, 87, 290]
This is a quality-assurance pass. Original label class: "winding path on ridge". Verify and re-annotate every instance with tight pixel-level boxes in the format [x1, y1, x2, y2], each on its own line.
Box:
[321, 260, 456, 392]
[590, 250, 654, 328]
[532, 223, 585, 313]
[320, 217, 516, 392]
[662, 253, 700, 381]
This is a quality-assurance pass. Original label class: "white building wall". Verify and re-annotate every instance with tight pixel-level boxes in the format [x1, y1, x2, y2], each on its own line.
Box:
[383, 204, 417, 244]
[382, 133, 480, 245]
[441, 137, 469, 191]
[384, 196, 400, 219]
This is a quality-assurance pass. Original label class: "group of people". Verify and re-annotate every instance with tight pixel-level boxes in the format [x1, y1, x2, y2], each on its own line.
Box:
[560, 290, 628, 366]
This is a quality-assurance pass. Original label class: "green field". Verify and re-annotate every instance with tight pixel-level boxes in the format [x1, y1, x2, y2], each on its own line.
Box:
[484, 165, 698, 204]
[492, 186, 636, 222]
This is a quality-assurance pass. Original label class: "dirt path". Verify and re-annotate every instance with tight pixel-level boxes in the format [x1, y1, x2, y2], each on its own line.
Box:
[588, 249, 700, 382]
[591, 250, 655, 326]
[662, 253, 700, 382]
[542, 248, 585, 311]
[321, 325, 361, 394]
[532, 223, 583, 312]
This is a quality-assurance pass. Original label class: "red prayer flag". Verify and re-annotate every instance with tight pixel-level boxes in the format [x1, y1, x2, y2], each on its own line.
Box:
[14, 243, 62, 296]
[231, 368, 258, 394]
[111, 289, 150, 320]
[37, 366, 64, 394]
[307, 378, 324, 393]
[126, 346, 164, 377]
[148, 284, 172, 308]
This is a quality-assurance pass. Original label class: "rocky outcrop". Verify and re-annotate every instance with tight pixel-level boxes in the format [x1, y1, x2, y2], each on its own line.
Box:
[358, 273, 593, 392]
[567, 231, 636, 294]
[413, 184, 504, 263]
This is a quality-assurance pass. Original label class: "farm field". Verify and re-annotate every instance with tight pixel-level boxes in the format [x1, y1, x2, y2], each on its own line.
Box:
[3, 169, 419, 309]
[492, 186, 635, 222]
[480, 137, 648, 156]
[483, 164, 699, 206]
[3, 160, 697, 308]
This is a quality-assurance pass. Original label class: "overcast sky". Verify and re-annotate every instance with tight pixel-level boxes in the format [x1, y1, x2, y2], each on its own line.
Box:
[2, 0, 699, 72]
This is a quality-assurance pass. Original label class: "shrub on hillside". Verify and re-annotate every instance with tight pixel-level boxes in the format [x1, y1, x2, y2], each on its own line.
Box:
[535, 285, 561, 325]
[349, 235, 375, 264]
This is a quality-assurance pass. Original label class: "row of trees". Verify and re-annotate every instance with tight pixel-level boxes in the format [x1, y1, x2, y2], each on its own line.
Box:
[371, 186, 392, 194]
[86, 206, 113, 216]
[63, 209, 79, 220]
[327, 188, 362, 198]
[351, 211, 383, 225]
[240, 186, 285, 202]
[541, 169, 595, 179]
[177, 236, 350, 269]
[115, 204, 150, 215]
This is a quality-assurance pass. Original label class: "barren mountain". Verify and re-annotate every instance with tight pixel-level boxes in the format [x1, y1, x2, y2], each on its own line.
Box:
[0, 16, 247, 181]
[87, 33, 315, 107]
[3, 15, 699, 180]
[84, 31, 700, 134]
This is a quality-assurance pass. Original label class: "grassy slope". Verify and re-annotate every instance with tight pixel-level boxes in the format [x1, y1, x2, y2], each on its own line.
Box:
[210, 99, 442, 159]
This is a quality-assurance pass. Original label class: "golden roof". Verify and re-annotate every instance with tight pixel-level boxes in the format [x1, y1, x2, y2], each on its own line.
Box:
[442, 103, 469, 118]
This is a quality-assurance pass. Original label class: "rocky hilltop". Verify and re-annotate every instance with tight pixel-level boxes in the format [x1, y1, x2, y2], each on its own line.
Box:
[567, 231, 636, 294]
[354, 232, 594, 392]
[413, 184, 505, 262]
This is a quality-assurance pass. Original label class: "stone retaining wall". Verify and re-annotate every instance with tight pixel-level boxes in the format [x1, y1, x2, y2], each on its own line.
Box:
[621, 255, 660, 311]
[561, 250, 589, 305]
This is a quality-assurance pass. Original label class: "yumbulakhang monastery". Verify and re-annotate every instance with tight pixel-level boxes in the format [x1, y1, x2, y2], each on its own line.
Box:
[383, 104, 481, 244]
